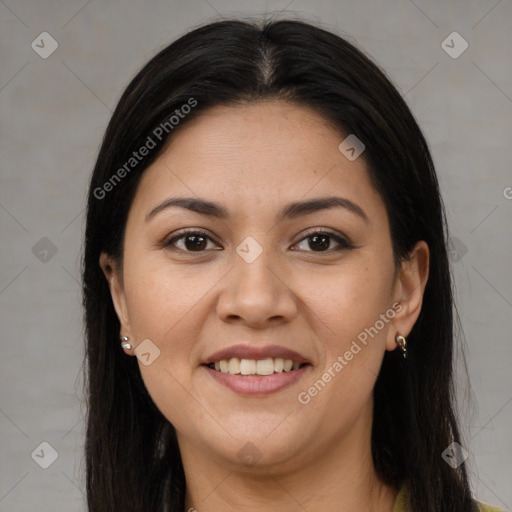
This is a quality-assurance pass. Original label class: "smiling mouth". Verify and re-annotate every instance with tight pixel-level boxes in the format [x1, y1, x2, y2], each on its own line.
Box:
[205, 357, 311, 376]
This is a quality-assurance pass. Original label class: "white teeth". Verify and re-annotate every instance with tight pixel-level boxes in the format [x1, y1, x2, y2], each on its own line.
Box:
[240, 359, 256, 375]
[211, 357, 304, 375]
[228, 358, 240, 375]
[256, 358, 275, 375]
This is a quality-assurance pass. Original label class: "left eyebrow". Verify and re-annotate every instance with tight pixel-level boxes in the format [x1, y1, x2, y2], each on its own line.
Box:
[145, 195, 369, 224]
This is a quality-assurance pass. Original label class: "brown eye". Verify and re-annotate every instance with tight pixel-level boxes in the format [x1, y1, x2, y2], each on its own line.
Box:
[164, 231, 218, 252]
[293, 230, 354, 253]
[182, 233, 208, 251]
[307, 234, 331, 251]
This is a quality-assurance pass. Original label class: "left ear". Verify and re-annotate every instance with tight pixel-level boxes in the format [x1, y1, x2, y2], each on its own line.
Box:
[386, 240, 430, 351]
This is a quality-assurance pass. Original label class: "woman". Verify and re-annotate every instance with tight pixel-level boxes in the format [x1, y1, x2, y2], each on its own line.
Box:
[82, 18, 504, 512]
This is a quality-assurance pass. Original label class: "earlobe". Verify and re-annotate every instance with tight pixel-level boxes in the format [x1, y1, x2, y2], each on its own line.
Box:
[99, 252, 132, 336]
[386, 241, 430, 351]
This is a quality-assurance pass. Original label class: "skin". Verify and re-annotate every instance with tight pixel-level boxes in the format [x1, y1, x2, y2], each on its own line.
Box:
[100, 101, 429, 512]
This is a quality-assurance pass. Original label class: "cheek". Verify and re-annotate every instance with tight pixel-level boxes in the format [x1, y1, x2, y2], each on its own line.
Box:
[120, 251, 208, 390]
[138, 362, 211, 439]
[302, 260, 393, 402]
[122, 249, 210, 340]
[309, 262, 392, 345]
[121, 254, 208, 430]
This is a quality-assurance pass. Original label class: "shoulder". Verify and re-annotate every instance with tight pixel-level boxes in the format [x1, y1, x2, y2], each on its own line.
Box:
[476, 502, 505, 512]
[392, 483, 505, 512]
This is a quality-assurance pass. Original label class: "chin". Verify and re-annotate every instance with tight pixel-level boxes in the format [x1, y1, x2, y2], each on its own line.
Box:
[204, 424, 310, 471]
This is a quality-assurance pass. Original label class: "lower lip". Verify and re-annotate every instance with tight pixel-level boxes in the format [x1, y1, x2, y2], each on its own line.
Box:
[202, 365, 311, 396]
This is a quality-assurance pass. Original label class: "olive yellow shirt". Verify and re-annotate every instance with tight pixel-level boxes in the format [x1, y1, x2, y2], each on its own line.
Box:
[392, 483, 505, 511]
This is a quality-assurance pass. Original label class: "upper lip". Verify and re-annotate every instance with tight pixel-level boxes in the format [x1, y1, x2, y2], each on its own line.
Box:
[202, 344, 310, 365]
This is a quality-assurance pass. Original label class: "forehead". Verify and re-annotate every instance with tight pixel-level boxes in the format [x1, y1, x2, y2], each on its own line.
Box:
[130, 101, 384, 222]
[162, 100, 349, 170]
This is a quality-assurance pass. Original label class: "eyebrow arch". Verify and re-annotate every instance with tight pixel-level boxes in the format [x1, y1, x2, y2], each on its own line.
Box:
[145, 195, 369, 224]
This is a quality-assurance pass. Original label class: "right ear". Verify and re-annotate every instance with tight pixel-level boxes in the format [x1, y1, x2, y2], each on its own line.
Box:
[99, 252, 132, 337]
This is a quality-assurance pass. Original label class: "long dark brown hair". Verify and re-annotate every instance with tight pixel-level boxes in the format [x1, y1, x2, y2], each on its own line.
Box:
[82, 18, 477, 511]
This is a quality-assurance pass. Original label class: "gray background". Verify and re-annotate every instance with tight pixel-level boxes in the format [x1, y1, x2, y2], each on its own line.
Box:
[0, 0, 511, 510]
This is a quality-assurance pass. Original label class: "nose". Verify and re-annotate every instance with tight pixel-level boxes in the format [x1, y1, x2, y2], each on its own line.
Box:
[216, 249, 299, 329]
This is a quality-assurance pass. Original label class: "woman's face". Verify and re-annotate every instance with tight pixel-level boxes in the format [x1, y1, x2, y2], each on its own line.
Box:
[102, 101, 426, 472]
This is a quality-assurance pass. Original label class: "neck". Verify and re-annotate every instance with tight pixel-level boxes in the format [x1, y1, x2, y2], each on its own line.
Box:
[179, 402, 398, 512]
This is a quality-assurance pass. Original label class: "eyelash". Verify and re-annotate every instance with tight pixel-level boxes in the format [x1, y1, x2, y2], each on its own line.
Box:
[162, 228, 355, 254]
